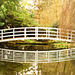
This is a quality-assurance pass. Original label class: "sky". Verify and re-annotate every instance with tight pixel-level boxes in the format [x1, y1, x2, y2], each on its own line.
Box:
[21, 0, 38, 10]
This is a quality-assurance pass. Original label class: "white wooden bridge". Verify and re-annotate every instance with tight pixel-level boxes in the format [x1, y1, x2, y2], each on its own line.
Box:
[0, 27, 75, 42]
[0, 48, 75, 63]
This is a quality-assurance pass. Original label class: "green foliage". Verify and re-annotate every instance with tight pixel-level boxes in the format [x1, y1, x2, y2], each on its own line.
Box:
[51, 21, 59, 28]
[0, 0, 20, 7]
[26, 39, 35, 43]
[54, 42, 70, 49]
[0, 0, 38, 28]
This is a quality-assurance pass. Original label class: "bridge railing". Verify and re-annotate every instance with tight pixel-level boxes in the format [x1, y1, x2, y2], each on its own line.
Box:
[0, 48, 75, 63]
[0, 27, 75, 42]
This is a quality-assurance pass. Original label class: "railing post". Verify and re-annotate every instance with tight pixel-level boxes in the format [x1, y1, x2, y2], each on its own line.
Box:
[13, 51, 15, 62]
[67, 30, 69, 40]
[13, 29, 15, 39]
[57, 51, 58, 60]
[59, 51, 61, 61]
[35, 27, 38, 40]
[71, 30, 72, 41]
[57, 29, 58, 39]
[1, 49, 3, 61]
[35, 51, 36, 62]
[70, 49, 72, 58]
[60, 28, 61, 39]
[24, 28, 26, 38]
[46, 52, 47, 60]
[46, 28, 47, 38]
[67, 49, 69, 59]
[1, 30, 3, 41]
[37, 50, 38, 62]
[35, 50, 38, 63]
[48, 28, 50, 38]
[48, 52, 49, 62]
[24, 51, 26, 63]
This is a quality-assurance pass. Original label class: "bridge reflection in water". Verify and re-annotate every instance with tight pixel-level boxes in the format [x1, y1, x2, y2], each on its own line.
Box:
[0, 48, 75, 63]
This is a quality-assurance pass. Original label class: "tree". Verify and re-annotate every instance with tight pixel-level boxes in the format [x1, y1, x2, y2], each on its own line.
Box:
[0, 0, 20, 7]
[33, 0, 62, 27]
[59, 0, 75, 30]
[0, 0, 38, 29]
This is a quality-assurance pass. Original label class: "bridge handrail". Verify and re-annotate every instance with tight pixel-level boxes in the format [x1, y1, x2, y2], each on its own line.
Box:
[0, 27, 75, 42]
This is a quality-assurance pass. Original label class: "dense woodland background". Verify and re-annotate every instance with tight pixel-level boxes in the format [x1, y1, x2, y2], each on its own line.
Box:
[0, 0, 75, 75]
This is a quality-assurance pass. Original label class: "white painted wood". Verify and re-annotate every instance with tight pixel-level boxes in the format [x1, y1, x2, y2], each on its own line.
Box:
[13, 50, 15, 62]
[59, 28, 61, 39]
[0, 27, 74, 42]
[71, 30, 72, 41]
[35, 27, 38, 40]
[57, 29, 58, 39]
[24, 28, 26, 38]
[48, 51, 49, 62]
[59, 51, 61, 61]
[70, 49, 72, 58]
[46, 28, 47, 38]
[13, 29, 15, 39]
[24, 52, 26, 63]
[1, 50, 3, 61]
[1, 30, 3, 40]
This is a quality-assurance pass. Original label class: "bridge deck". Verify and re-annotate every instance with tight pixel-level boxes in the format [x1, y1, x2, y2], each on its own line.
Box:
[0, 48, 75, 63]
[0, 37, 71, 42]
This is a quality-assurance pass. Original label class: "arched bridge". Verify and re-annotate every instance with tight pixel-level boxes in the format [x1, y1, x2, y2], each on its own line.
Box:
[0, 48, 75, 63]
[0, 27, 75, 42]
